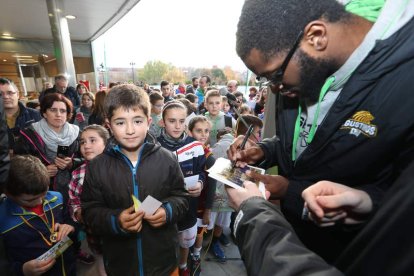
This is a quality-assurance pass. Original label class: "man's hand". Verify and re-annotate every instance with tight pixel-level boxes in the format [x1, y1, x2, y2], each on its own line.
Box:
[247, 170, 289, 199]
[188, 181, 202, 197]
[227, 135, 264, 166]
[46, 164, 58, 177]
[55, 157, 72, 170]
[23, 258, 56, 276]
[144, 207, 167, 228]
[54, 223, 74, 242]
[118, 205, 145, 232]
[226, 181, 269, 210]
[302, 181, 373, 227]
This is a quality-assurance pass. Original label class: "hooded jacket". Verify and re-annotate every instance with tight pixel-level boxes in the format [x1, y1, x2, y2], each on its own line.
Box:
[0, 100, 9, 189]
[259, 3, 414, 262]
[81, 135, 189, 276]
[0, 191, 76, 276]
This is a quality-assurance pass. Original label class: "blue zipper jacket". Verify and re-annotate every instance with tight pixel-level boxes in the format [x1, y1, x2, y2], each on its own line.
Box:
[0, 191, 76, 276]
[81, 135, 189, 275]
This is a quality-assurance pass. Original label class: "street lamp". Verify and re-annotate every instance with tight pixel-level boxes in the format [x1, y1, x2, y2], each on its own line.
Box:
[130, 62, 136, 84]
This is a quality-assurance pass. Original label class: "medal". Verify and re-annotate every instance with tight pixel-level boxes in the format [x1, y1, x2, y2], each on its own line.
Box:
[20, 201, 56, 247]
[50, 232, 58, 243]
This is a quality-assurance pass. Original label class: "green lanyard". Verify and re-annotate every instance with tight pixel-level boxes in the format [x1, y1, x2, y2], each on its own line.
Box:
[291, 76, 335, 161]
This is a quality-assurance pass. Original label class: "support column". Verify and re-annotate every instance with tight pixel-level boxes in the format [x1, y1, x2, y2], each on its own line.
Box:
[16, 62, 28, 97]
[37, 54, 48, 82]
[46, 0, 77, 87]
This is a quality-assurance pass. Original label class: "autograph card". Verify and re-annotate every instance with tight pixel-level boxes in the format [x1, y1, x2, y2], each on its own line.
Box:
[37, 236, 73, 261]
[207, 158, 266, 196]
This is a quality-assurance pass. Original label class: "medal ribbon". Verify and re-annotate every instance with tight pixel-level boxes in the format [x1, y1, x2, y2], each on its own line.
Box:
[20, 202, 55, 247]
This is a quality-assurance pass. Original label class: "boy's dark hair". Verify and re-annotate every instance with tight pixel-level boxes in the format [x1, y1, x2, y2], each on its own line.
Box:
[236, 0, 350, 62]
[149, 92, 164, 105]
[6, 155, 49, 196]
[192, 76, 199, 82]
[82, 124, 110, 144]
[185, 93, 197, 103]
[160, 80, 169, 87]
[236, 114, 263, 136]
[40, 93, 73, 121]
[161, 100, 187, 119]
[188, 115, 211, 132]
[105, 84, 150, 119]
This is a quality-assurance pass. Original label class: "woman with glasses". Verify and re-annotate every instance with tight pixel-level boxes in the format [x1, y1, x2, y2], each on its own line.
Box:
[13, 93, 80, 205]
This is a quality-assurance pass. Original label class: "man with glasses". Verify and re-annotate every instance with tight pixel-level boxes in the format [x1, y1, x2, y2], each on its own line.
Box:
[0, 78, 41, 150]
[226, 0, 414, 266]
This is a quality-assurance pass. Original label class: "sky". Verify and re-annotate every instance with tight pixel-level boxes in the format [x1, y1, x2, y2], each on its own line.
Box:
[92, 0, 247, 72]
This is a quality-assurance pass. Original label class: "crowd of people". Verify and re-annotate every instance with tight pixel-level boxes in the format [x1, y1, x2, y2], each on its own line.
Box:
[0, 69, 267, 276]
[1, 0, 414, 275]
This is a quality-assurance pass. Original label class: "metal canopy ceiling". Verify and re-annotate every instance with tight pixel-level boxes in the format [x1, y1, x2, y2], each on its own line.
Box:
[0, 0, 141, 42]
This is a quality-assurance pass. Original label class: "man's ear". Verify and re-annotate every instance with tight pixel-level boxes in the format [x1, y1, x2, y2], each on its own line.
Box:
[302, 20, 329, 52]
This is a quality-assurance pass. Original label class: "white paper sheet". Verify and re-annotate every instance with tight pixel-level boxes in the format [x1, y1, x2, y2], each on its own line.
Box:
[139, 195, 163, 216]
[184, 175, 199, 190]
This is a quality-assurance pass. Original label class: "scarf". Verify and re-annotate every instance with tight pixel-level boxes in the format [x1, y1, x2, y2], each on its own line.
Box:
[158, 128, 188, 151]
[32, 119, 79, 155]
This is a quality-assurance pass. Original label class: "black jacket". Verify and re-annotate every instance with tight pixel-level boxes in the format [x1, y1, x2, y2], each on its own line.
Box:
[13, 126, 80, 206]
[259, 16, 414, 261]
[81, 136, 189, 276]
[234, 161, 414, 275]
[7, 101, 41, 149]
[0, 99, 10, 190]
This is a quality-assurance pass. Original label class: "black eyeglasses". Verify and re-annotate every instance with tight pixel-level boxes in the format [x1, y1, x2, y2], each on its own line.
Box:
[256, 30, 304, 87]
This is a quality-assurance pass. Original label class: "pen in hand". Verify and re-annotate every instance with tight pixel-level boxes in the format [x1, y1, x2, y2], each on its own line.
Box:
[232, 124, 254, 169]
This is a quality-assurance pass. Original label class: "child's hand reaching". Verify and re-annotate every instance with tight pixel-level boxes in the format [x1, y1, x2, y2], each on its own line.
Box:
[54, 223, 74, 242]
[144, 207, 167, 228]
[188, 181, 203, 197]
[118, 205, 145, 232]
[23, 258, 56, 276]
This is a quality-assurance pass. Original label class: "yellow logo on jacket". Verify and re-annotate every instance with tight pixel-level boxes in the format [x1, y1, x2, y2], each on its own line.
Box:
[341, 111, 377, 137]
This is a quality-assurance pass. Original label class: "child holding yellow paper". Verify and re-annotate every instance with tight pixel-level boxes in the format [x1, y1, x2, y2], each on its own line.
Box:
[81, 85, 189, 275]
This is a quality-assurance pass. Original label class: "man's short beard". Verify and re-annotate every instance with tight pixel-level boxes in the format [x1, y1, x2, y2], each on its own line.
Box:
[297, 49, 338, 105]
